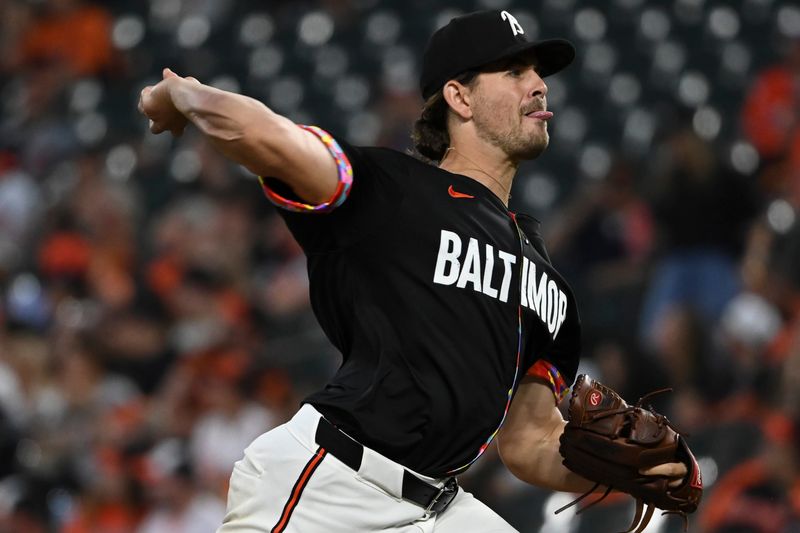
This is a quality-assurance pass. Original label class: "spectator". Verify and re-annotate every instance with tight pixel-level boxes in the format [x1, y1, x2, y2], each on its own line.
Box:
[188, 348, 277, 496]
[741, 39, 800, 205]
[137, 440, 225, 533]
[545, 158, 654, 340]
[10, 0, 113, 78]
[0, 148, 41, 277]
[639, 121, 760, 348]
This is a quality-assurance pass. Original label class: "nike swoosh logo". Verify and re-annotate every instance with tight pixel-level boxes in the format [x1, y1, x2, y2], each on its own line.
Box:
[448, 185, 474, 199]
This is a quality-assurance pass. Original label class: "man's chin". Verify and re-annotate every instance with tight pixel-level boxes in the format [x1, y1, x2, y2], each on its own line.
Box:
[516, 138, 549, 160]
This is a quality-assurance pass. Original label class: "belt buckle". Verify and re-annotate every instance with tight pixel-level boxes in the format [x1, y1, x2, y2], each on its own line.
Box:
[424, 477, 458, 516]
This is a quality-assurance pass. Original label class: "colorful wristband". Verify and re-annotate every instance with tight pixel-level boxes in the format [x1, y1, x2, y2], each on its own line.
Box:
[527, 359, 569, 404]
[259, 125, 353, 213]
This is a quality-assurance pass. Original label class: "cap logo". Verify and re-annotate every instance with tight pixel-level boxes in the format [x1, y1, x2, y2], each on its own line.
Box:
[500, 11, 524, 36]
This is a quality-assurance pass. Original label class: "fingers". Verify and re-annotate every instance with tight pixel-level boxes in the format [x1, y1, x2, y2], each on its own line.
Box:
[163, 67, 200, 84]
[138, 86, 152, 114]
[141, 87, 163, 133]
[640, 462, 689, 489]
[163, 68, 200, 84]
[148, 118, 184, 137]
[142, 69, 191, 136]
[150, 119, 166, 134]
[640, 462, 687, 479]
[668, 477, 685, 489]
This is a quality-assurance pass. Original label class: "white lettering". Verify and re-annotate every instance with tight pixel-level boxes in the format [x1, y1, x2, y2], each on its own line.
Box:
[483, 244, 499, 299]
[497, 250, 517, 303]
[501, 11, 525, 36]
[526, 263, 570, 338]
[555, 292, 568, 338]
[431, 230, 568, 333]
[456, 238, 482, 292]
[547, 280, 559, 333]
[433, 230, 461, 285]
[520, 257, 530, 308]
[532, 269, 548, 315]
[526, 261, 536, 310]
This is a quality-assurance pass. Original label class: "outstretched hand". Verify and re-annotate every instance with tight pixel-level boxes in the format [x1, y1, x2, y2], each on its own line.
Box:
[138, 68, 199, 137]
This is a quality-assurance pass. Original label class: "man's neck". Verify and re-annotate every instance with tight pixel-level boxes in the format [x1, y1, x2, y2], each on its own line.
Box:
[438, 141, 518, 206]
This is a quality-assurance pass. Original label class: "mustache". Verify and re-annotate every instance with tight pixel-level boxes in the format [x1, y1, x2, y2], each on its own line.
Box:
[522, 101, 547, 115]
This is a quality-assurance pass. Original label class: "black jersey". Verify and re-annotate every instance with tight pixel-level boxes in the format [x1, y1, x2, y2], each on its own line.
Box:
[265, 135, 581, 477]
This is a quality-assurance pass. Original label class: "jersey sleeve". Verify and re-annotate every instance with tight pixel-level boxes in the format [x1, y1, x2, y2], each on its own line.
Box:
[258, 125, 406, 252]
[526, 289, 581, 404]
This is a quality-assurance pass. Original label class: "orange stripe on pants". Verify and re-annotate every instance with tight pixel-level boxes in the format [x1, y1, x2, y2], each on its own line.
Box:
[271, 447, 327, 533]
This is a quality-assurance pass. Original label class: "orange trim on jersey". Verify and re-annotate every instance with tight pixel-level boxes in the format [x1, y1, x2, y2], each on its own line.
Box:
[271, 447, 327, 533]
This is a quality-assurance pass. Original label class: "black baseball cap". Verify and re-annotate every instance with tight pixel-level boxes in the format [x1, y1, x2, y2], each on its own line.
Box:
[420, 10, 576, 99]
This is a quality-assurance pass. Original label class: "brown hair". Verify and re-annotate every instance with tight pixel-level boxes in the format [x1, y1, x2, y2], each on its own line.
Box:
[411, 71, 479, 163]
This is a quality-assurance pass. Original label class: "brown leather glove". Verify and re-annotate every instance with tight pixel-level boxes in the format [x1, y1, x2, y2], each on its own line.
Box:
[557, 375, 703, 533]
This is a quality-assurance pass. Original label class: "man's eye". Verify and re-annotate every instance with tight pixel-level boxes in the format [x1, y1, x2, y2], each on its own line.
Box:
[508, 69, 523, 77]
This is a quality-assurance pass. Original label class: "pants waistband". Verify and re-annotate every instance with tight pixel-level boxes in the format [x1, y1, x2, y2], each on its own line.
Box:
[288, 404, 458, 514]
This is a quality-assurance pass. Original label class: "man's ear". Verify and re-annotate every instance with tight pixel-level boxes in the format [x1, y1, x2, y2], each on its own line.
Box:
[442, 80, 474, 120]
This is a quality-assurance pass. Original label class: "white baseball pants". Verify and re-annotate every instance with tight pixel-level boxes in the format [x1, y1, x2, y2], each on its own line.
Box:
[217, 404, 517, 532]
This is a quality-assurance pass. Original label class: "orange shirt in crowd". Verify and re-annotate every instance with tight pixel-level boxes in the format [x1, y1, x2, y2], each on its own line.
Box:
[61, 503, 140, 533]
[17, 4, 112, 76]
[741, 66, 799, 160]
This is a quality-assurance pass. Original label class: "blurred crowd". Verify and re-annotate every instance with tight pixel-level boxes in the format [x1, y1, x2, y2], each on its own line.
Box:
[0, 0, 799, 532]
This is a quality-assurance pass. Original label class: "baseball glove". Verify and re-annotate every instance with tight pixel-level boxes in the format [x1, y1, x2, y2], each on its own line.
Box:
[556, 375, 703, 533]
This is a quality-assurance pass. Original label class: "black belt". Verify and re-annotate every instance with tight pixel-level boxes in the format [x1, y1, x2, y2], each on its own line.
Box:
[314, 416, 458, 515]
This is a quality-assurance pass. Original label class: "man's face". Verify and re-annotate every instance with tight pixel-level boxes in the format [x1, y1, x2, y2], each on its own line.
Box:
[469, 59, 550, 161]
